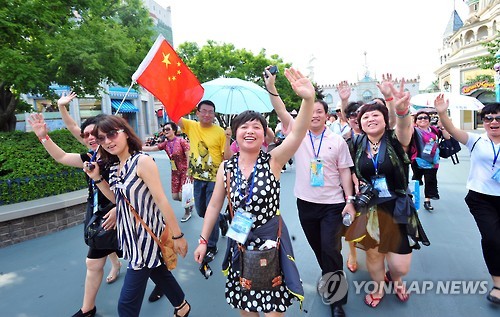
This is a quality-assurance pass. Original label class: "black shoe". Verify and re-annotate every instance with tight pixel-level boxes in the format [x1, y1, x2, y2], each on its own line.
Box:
[219, 213, 229, 237]
[487, 286, 500, 305]
[148, 285, 164, 302]
[423, 201, 434, 211]
[72, 306, 96, 317]
[331, 305, 345, 317]
[204, 247, 218, 263]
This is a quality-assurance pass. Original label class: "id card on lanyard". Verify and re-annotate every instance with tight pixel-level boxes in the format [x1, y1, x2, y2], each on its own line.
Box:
[369, 146, 391, 198]
[309, 129, 325, 187]
[491, 140, 500, 183]
[167, 139, 177, 171]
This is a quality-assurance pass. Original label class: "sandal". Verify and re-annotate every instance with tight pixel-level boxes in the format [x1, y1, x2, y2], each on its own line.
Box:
[364, 293, 383, 308]
[106, 262, 121, 284]
[174, 300, 191, 317]
[394, 284, 410, 302]
[487, 286, 500, 305]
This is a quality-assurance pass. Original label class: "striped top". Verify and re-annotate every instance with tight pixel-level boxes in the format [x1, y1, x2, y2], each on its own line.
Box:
[109, 152, 164, 270]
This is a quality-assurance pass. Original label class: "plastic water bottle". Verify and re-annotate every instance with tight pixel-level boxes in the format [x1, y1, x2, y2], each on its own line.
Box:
[343, 213, 353, 226]
[410, 180, 421, 210]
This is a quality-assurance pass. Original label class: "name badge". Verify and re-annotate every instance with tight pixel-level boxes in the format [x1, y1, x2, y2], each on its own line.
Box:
[226, 209, 254, 244]
[310, 158, 324, 187]
[371, 175, 391, 198]
[170, 159, 177, 171]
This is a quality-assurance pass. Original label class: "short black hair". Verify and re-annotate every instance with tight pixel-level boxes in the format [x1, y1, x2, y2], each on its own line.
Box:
[480, 102, 500, 119]
[164, 121, 178, 133]
[357, 101, 390, 132]
[316, 100, 328, 113]
[197, 100, 215, 111]
[231, 110, 268, 137]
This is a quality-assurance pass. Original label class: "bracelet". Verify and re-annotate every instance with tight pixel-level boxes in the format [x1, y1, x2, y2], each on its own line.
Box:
[264, 87, 279, 97]
[39, 135, 50, 143]
[385, 97, 394, 102]
[93, 177, 104, 184]
[172, 232, 184, 240]
[395, 107, 410, 119]
[199, 235, 208, 244]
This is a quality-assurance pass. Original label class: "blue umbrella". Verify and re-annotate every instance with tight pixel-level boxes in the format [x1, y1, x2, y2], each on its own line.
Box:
[201, 78, 273, 115]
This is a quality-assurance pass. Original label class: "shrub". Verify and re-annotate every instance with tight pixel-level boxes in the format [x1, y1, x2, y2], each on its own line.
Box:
[0, 130, 88, 205]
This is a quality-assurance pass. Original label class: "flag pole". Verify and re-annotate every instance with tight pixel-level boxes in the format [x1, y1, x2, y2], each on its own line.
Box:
[114, 82, 135, 115]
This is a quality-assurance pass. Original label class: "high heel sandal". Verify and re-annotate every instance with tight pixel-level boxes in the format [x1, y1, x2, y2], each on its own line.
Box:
[106, 262, 121, 284]
[487, 286, 500, 304]
[174, 300, 191, 317]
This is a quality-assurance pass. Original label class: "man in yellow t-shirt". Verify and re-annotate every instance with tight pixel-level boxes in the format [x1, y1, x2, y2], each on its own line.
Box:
[178, 100, 226, 261]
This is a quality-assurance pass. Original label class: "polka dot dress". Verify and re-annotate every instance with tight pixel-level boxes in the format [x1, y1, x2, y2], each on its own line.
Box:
[224, 151, 294, 313]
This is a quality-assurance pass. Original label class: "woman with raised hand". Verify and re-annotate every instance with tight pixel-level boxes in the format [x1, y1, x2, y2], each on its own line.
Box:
[435, 96, 500, 305]
[28, 112, 121, 317]
[350, 80, 429, 308]
[84, 115, 190, 317]
[194, 68, 315, 316]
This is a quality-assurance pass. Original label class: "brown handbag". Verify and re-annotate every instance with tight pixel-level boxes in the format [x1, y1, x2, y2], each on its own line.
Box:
[225, 171, 282, 291]
[123, 196, 177, 270]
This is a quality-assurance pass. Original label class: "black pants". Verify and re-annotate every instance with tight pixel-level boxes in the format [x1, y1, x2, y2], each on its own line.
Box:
[465, 190, 500, 276]
[411, 162, 439, 199]
[297, 198, 347, 306]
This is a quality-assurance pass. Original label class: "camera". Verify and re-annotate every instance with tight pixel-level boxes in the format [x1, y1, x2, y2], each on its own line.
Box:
[354, 184, 379, 209]
[264, 65, 278, 78]
[199, 260, 213, 279]
[86, 163, 95, 171]
[430, 116, 439, 126]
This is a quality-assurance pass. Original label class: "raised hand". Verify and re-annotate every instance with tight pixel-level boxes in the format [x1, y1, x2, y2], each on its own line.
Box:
[434, 93, 449, 114]
[284, 68, 315, 100]
[390, 77, 406, 100]
[57, 91, 77, 108]
[376, 73, 394, 99]
[27, 113, 48, 139]
[338, 81, 351, 101]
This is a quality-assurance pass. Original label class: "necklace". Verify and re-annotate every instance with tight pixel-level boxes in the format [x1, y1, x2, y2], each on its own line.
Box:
[368, 139, 380, 152]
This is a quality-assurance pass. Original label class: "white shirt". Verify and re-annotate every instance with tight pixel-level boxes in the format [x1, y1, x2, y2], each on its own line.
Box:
[466, 132, 500, 196]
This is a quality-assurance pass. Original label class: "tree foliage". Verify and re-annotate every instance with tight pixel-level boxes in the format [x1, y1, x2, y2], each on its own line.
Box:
[176, 41, 304, 128]
[474, 32, 500, 70]
[0, 0, 155, 131]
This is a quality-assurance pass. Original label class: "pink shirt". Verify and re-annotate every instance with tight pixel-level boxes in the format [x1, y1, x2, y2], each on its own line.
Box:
[284, 121, 353, 204]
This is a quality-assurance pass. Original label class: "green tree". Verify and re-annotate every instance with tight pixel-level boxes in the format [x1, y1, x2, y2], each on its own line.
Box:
[0, 0, 154, 131]
[176, 41, 303, 127]
[474, 32, 500, 70]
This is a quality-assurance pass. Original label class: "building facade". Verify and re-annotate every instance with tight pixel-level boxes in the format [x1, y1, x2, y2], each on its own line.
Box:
[435, 0, 498, 130]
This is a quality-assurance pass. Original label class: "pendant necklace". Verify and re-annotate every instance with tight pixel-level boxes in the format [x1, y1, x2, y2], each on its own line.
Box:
[368, 139, 380, 152]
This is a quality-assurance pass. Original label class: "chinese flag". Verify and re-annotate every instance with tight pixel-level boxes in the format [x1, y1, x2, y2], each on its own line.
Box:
[132, 35, 204, 122]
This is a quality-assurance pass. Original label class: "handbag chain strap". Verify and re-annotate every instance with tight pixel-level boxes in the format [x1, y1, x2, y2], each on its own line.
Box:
[122, 193, 165, 248]
[225, 170, 281, 249]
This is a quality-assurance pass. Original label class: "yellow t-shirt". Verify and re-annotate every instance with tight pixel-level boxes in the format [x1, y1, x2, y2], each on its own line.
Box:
[181, 118, 226, 182]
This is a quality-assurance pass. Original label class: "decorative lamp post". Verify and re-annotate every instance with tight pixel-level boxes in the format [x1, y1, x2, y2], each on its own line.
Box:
[495, 48, 500, 102]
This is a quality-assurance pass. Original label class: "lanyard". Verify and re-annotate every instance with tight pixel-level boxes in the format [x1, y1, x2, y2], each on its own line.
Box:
[309, 128, 325, 159]
[491, 139, 500, 170]
[166, 137, 177, 157]
[90, 150, 99, 213]
[236, 157, 257, 207]
[368, 145, 380, 176]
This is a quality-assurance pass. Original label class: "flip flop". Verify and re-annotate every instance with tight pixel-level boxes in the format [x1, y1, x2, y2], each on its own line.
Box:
[364, 293, 383, 308]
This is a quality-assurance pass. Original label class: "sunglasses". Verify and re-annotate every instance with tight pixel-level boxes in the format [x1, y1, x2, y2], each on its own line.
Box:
[96, 129, 124, 144]
[483, 115, 500, 124]
[80, 132, 92, 139]
[347, 112, 358, 119]
[416, 116, 430, 120]
[163, 127, 171, 132]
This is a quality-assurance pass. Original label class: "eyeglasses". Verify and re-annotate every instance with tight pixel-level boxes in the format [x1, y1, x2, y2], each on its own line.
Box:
[96, 129, 124, 144]
[163, 127, 171, 132]
[483, 115, 500, 124]
[416, 116, 430, 120]
[198, 109, 215, 115]
[80, 132, 92, 139]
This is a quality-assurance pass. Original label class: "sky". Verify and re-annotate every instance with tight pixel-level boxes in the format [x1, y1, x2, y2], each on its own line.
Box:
[156, 0, 470, 88]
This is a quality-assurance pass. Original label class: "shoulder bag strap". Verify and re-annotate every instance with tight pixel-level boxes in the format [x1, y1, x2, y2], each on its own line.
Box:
[122, 194, 164, 247]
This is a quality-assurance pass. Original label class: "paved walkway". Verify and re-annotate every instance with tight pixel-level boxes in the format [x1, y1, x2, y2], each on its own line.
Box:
[0, 150, 499, 316]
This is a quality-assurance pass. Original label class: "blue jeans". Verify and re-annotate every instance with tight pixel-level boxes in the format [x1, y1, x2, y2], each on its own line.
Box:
[118, 264, 184, 317]
[193, 179, 221, 249]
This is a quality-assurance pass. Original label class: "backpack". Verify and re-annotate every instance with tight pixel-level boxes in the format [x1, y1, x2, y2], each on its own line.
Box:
[438, 137, 461, 164]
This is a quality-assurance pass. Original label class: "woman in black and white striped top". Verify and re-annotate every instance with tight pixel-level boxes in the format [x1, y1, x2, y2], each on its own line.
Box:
[85, 115, 191, 317]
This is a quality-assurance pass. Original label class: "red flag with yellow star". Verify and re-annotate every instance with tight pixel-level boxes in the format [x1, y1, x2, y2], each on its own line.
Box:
[132, 35, 204, 122]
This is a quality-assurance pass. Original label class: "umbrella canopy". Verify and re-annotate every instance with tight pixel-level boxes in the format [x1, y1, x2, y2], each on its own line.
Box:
[410, 92, 485, 111]
[201, 78, 273, 115]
